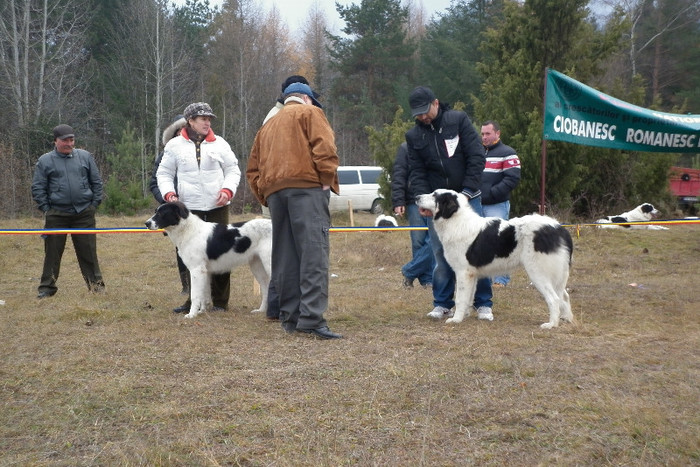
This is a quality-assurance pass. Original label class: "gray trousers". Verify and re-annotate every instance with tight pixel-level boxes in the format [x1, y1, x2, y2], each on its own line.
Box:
[267, 187, 331, 331]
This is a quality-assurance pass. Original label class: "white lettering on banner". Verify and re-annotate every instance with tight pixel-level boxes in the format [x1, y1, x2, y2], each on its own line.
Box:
[553, 115, 616, 141]
[651, 113, 700, 124]
[625, 129, 698, 148]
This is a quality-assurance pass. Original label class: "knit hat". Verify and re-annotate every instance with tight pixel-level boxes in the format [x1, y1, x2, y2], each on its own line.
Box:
[281, 75, 320, 99]
[283, 82, 322, 109]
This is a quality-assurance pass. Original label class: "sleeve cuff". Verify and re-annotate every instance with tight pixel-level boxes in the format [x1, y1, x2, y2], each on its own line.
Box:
[461, 189, 482, 199]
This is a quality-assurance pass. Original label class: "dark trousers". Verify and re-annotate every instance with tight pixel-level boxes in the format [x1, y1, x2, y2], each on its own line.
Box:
[39, 206, 104, 294]
[268, 187, 331, 331]
[181, 206, 231, 309]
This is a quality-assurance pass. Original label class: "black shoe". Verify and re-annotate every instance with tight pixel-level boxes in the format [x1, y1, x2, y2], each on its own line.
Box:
[37, 291, 56, 299]
[402, 276, 414, 289]
[296, 326, 343, 340]
[173, 303, 190, 313]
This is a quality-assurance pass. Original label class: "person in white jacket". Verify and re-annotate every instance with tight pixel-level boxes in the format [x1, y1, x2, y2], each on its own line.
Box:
[157, 102, 241, 313]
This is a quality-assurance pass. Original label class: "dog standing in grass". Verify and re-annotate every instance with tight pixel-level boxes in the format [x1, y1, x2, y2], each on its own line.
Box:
[417, 189, 574, 329]
[146, 202, 272, 318]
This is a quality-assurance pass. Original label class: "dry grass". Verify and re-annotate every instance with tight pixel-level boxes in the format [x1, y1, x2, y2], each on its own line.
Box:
[1, 210, 698, 466]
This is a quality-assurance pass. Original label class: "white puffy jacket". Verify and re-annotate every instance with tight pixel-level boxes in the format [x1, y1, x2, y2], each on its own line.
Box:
[157, 129, 240, 211]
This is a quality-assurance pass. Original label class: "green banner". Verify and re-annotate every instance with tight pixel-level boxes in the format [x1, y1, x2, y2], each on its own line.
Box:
[543, 68, 700, 153]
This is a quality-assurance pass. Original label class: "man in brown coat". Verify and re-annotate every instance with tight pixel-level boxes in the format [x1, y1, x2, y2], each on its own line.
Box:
[247, 82, 341, 339]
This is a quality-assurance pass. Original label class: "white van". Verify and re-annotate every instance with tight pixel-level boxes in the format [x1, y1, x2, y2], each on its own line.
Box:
[329, 166, 384, 213]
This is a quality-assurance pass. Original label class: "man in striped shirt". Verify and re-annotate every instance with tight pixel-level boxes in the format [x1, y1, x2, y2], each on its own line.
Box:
[480, 121, 522, 287]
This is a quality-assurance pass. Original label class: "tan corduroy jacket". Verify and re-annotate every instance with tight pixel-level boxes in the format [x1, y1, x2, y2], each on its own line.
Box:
[247, 98, 339, 206]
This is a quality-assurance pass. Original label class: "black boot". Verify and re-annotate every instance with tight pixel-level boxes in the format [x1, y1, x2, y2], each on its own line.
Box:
[173, 300, 190, 313]
[179, 271, 190, 295]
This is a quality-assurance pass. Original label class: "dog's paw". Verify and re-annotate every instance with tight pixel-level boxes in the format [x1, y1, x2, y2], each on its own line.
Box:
[445, 317, 463, 324]
[250, 308, 264, 313]
[184, 312, 197, 319]
[540, 322, 556, 329]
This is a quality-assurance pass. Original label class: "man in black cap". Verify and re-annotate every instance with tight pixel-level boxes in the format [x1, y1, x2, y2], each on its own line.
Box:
[405, 86, 494, 322]
[31, 124, 105, 298]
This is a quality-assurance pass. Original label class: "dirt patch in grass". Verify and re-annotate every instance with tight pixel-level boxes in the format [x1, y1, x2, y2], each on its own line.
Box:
[1, 211, 698, 465]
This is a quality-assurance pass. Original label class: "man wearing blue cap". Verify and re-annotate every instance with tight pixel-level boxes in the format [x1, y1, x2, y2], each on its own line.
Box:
[247, 82, 342, 339]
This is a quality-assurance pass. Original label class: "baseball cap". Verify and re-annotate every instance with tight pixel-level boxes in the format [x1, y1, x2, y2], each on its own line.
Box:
[53, 124, 75, 140]
[183, 102, 217, 121]
[409, 86, 436, 117]
[283, 82, 323, 109]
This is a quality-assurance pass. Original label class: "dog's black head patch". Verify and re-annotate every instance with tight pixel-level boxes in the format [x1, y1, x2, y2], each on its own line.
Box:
[641, 203, 654, 214]
[434, 191, 460, 220]
[147, 202, 189, 229]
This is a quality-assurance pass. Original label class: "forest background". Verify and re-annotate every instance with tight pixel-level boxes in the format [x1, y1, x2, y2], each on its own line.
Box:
[1, 0, 699, 219]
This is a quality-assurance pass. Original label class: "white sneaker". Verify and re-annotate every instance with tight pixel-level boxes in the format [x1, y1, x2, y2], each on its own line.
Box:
[427, 306, 451, 319]
[477, 306, 494, 321]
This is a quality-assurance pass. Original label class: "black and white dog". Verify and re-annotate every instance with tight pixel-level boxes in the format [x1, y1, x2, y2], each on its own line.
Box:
[416, 189, 574, 329]
[145, 202, 272, 318]
[596, 203, 668, 230]
[374, 214, 398, 227]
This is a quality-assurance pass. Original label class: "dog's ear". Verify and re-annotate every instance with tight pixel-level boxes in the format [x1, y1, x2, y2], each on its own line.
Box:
[176, 202, 189, 219]
[435, 192, 459, 220]
[641, 203, 653, 214]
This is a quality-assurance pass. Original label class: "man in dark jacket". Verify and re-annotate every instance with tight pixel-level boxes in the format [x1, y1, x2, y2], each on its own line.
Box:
[31, 124, 105, 298]
[149, 115, 189, 296]
[480, 120, 521, 287]
[391, 142, 433, 288]
[406, 86, 494, 321]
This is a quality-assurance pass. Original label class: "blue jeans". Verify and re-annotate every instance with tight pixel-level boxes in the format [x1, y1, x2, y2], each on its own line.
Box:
[482, 201, 511, 286]
[428, 196, 492, 310]
[401, 203, 434, 285]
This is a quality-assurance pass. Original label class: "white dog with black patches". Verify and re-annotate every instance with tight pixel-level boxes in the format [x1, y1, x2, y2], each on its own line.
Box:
[146, 202, 272, 318]
[417, 189, 574, 329]
[374, 214, 398, 227]
[596, 203, 668, 230]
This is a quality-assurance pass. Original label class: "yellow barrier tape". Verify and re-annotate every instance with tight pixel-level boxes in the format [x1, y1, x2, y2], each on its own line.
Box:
[1, 218, 698, 235]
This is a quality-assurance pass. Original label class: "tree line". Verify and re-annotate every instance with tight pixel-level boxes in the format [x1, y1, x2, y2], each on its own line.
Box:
[1, 0, 698, 219]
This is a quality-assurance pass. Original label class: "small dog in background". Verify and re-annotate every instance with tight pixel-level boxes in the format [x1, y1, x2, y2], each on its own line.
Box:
[375, 214, 398, 228]
[596, 203, 668, 230]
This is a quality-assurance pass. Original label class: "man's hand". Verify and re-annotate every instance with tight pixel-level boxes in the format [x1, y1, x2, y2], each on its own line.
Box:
[394, 206, 405, 216]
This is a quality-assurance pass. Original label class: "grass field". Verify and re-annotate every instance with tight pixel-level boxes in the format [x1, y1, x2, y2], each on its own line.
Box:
[1, 210, 698, 465]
